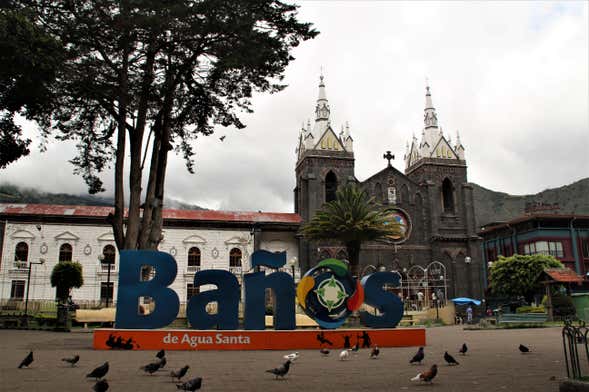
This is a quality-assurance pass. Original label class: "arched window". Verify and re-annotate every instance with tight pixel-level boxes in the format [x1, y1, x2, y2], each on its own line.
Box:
[229, 248, 242, 267]
[374, 183, 382, 202]
[325, 171, 338, 202]
[188, 247, 201, 267]
[442, 178, 455, 213]
[101, 245, 116, 270]
[59, 243, 73, 262]
[14, 242, 29, 262]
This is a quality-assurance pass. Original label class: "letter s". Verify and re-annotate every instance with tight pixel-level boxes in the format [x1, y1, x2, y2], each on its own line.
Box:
[359, 272, 403, 328]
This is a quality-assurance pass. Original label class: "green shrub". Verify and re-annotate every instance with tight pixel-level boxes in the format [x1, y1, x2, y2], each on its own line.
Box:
[516, 305, 546, 314]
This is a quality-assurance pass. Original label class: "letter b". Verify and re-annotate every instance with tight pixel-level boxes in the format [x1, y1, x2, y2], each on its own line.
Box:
[115, 250, 179, 329]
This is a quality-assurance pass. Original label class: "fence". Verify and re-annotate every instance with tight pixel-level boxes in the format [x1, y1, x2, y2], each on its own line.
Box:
[562, 318, 589, 380]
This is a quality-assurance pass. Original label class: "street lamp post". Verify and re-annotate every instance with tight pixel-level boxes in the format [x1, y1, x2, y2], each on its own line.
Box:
[288, 257, 298, 282]
[24, 258, 45, 326]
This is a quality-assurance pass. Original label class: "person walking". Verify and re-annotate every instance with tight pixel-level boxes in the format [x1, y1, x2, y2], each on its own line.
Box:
[466, 305, 473, 324]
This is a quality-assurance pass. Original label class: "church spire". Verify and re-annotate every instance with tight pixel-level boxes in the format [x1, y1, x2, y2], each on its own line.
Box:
[315, 73, 330, 121]
[424, 82, 438, 129]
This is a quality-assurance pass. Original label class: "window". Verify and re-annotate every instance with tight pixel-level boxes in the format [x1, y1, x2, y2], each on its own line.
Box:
[14, 242, 29, 262]
[59, 243, 73, 262]
[100, 282, 114, 304]
[188, 247, 201, 267]
[581, 238, 589, 258]
[229, 248, 242, 267]
[101, 245, 116, 270]
[325, 171, 337, 203]
[10, 280, 25, 300]
[442, 178, 454, 213]
[186, 283, 200, 302]
[523, 241, 564, 258]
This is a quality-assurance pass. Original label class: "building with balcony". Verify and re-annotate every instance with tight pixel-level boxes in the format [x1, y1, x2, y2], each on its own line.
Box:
[0, 204, 300, 307]
[478, 214, 589, 286]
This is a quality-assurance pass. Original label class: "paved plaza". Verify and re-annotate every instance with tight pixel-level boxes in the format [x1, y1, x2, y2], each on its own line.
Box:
[0, 326, 566, 391]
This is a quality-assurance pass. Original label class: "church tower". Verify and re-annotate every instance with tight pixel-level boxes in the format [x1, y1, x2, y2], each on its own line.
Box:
[294, 74, 355, 271]
[404, 83, 481, 298]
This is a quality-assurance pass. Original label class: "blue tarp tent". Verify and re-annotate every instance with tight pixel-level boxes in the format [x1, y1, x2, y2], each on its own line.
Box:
[451, 297, 482, 306]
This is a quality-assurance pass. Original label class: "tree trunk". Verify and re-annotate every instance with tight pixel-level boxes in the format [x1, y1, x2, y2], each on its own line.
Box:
[345, 240, 361, 279]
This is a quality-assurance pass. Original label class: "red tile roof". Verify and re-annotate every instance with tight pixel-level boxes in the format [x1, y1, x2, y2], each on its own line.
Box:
[544, 268, 584, 283]
[0, 203, 301, 225]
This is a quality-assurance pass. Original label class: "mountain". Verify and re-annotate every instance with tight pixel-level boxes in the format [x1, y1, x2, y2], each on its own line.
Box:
[0, 183, 206, 211]
[471, 177, 589, 228]
[2, 178, 588, 226]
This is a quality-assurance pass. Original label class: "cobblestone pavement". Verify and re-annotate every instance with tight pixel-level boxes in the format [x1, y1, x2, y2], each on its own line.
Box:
[0, 326, 565, 391]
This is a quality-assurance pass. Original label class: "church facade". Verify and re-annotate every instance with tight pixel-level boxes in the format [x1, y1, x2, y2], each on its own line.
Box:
[295, 76, 483, 302]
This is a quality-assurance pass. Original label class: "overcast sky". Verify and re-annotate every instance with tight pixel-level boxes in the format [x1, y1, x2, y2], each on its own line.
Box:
[1, 1, 588, 213]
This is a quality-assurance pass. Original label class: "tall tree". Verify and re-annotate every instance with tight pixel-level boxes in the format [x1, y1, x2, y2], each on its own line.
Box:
[0, 8, 63, 168]
[2, 1, 317, 250]
[300, 184, 404, 278]
[489, 254, 563, 302]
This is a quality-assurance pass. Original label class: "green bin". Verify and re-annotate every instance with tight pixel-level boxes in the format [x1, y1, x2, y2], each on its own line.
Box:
[570, 293, 589, 322]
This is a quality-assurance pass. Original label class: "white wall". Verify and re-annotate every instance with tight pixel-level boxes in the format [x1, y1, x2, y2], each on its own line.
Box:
[0, 221, 298, 304]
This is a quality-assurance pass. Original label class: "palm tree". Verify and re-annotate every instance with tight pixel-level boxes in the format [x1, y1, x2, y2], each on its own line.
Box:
[300, 183, 404, 278]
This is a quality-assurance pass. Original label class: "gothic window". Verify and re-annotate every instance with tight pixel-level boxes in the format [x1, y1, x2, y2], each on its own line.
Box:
[325, 171, 338, 202]
[188, 247, 201, 267]
[442, 178, 455, 213]
[59, 243, 73, 262]
[294, 186, 299, 213]
[229, 248, 242, 267]
[14, 242, 28, 262]
[400, 184, 409, 204]
[374, 183, 382, 202]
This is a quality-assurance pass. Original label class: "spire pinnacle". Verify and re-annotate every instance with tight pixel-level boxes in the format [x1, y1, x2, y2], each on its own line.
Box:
[424, 81, 438, 128]
[315, 72, 330, 121]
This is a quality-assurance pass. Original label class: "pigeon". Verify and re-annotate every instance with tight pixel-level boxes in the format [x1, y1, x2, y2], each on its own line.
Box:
[87, 362, 109, 380]
[18, 351, 33, 368]
[176, 377, 203, 391]
[519, 344, 530, 353]
[459, 343, 468, 355]
[283, 352, 299, 362]
[410, 347, 425, 364]
[444, 351, 459, 365]
[158, 356, 167, 369]
[93, 379, 109, 392]
[411, 364, 438, 383]
[339, 349, 351, 361]
[266, 360, 291, 379]
[370, 346, 380, 359]
[62, 354, 80, 367]
[156, 349, 165, 359]
[141, 361, 161, 375]
[219, 135, 226, 141]
[170, 365, 190, 381]
[320, 348, 330, 357]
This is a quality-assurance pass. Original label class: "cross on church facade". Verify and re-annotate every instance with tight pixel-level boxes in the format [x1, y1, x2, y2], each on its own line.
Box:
[383, 151, 395, 167]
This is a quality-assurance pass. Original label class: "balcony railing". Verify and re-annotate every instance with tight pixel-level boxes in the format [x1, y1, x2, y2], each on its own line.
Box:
[229, 266, 242, 275]
[12, 261, 28, 270]
[187, 265, 201, 273]
[99, 262, 116, 273]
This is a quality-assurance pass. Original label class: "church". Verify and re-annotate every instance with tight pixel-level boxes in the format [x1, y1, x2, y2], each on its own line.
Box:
[0, 76, 483, 310]
[295, 75, 484, 304]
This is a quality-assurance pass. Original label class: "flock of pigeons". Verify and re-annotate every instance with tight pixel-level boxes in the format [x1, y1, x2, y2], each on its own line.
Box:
[17, 349, 202, 391]
[266, 341, 534, 384]
[17, 342, 534, 389]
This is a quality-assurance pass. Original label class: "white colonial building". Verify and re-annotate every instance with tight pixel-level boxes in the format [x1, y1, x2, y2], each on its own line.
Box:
[0, 204, 300, 307]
